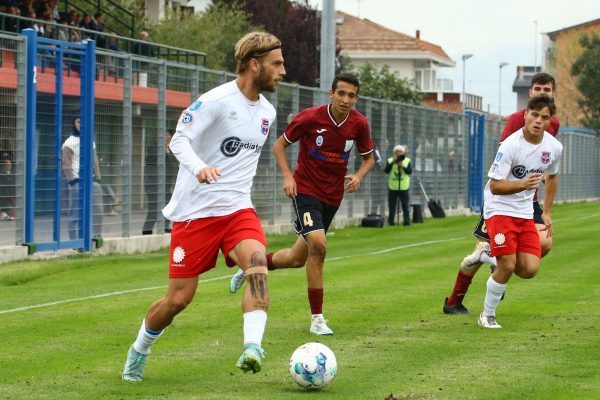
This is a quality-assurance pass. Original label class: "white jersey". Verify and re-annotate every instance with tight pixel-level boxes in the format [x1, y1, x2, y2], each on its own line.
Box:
[162, 80, 276, 221]
[484, 128, 563, 219]
[61, 135, 97, 180]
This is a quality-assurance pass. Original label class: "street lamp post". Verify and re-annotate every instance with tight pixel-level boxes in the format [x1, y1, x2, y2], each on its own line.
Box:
[462, 54, 473, 111]
[498, 62, 509, 117]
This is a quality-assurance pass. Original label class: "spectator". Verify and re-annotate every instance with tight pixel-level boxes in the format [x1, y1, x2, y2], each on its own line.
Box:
[48, 0, 60, 22]
[61, 116, 104, 241]
[0, 152, 15, 220]
[447, 150, 457, 173]
[29, 11, 44, 36]
[4, 6, 20, 33]
[106, 33, 119, 51]
[78, 13, 92, 38]
[56, 15, 69, 42]
[19, 0, 35, 29]
[92, 13, 106, 48]
[42, 10, 56, 38]
[132, 31, 155, 57]
[142, 129, 175, 235]
[384, 144, 412, 226]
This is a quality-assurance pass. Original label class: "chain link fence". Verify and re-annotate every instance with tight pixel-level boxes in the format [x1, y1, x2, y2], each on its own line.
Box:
[0, 33, 598, 248]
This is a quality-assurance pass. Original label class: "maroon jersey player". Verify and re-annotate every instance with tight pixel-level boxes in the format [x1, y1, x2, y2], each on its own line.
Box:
[229, 73, 374, 335]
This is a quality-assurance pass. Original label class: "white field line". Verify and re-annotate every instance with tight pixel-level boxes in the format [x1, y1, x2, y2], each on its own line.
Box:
[0, 236, 466, 315]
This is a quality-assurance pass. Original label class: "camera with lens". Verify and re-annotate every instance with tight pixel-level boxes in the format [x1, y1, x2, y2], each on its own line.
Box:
[396, 154, 405, 163]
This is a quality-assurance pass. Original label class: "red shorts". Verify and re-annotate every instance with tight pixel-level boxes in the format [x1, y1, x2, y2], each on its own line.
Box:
[168, 208, 267, 278]
[484, 215, 541, 258]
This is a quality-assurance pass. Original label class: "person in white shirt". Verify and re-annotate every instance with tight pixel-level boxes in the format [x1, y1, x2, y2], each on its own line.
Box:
[122, 32, 285, 381]
[61, 116, 104, 240]
[478, 96, 562, 329]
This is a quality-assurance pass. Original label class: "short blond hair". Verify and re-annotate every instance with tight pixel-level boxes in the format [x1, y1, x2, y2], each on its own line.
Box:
[235, 32, 281, 74]
[393, 145, 405, 153]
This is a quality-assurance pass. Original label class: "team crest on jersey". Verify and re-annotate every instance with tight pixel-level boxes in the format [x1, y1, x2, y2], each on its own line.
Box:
[495, 152, 503, 162]
[188, 100, 202, 111]
[179, 111, 194, 126]
[260, 118, 270, 135]
[541, 151, 551, 164]
[316, 135, 324, 146]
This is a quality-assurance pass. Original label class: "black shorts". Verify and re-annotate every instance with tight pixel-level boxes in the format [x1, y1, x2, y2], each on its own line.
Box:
[473, 201, 544, 241]
[293, 194, 339, 236]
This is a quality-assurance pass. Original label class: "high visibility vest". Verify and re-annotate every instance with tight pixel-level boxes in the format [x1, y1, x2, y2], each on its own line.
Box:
[387, 157, 411, 191]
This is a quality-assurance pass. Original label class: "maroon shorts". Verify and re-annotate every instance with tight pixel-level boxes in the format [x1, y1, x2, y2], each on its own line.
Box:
[168, 208, 266, 278]
[484, 215, 541, 258]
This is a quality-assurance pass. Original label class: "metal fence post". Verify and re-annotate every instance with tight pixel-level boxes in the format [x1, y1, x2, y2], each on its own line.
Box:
[23, 29, 37, 249]
[122, 55, 133, 237]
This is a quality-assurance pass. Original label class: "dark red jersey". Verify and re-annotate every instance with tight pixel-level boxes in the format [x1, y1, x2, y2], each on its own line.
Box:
[500, 109, 560, 141]
[284, 104, 373, 206]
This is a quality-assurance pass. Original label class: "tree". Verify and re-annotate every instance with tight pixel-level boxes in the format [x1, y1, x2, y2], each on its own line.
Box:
[147, 3, 260, 72]
[349, 63, 422, 105]
[571, 33, 600, 134]
[216, 0, 319, 86]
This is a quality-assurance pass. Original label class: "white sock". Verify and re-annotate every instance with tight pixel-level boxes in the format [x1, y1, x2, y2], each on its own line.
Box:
[481, 253, 497, 266]
[132, 319, 163, 355]
[483, 276, 507, 316]
[243, 310, 267, 347]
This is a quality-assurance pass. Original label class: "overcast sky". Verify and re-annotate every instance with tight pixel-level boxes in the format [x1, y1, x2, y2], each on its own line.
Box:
[328, 0, 598, 115]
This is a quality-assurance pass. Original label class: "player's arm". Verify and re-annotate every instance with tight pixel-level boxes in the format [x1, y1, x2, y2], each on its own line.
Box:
[540, 173, 558, 238]
[273, 134, 296, 198]
[345, 152, 374, 193]
[170, 102, 220, 184]
[490, 173, 543, 195]
[346, 119, 375, 192]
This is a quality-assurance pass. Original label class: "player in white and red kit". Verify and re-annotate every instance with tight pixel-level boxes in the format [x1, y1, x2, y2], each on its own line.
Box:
[229, 73, 374, 335]
[122, 32, 285, 381]
[443, 73, 560, 315]
[478, 95, 562, 328]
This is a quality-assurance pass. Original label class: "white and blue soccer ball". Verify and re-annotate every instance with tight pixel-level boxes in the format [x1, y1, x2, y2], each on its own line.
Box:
[289, 342, 337, 390]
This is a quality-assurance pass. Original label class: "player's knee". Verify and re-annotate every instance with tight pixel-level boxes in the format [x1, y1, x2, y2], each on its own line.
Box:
[514, 258, 540, 279]
[516, 268, 538, 279]
[541, 238, 552, 257]
[166, 293, 193, 314]
[308, 241, 327, 261]
[251, 252, 268, 268]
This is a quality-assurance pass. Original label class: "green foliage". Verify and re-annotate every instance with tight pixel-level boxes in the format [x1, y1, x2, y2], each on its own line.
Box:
[1, 203, 599, 399]
[215, 0, 320, 86]
[349, 63, 423, 105]
[571, 33, 600, 134]
[147, 3, 261, 72]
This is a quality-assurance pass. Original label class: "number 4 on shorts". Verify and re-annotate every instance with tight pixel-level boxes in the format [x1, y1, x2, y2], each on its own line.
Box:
[303, 212, 314, 227]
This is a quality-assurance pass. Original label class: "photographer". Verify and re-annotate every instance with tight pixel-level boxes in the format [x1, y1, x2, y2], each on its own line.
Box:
[385, 145, 412, 226]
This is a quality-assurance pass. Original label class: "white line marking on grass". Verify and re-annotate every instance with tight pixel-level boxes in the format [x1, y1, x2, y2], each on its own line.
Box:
[0, 236, 466, 315]
[0, 276, 229, 315]
[327, 237, 466, 262]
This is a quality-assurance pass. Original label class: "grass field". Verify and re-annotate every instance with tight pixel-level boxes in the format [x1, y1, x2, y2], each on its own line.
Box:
[1, 202, 599, 400]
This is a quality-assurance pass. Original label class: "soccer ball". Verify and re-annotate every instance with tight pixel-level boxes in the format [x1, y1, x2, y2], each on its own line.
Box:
[289, 342, 337, 390]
